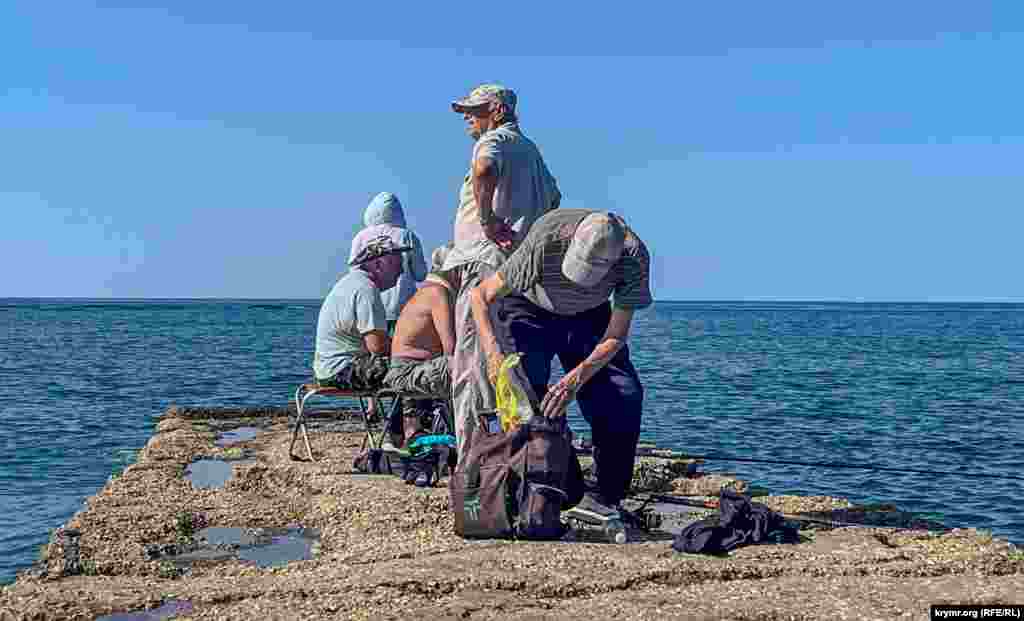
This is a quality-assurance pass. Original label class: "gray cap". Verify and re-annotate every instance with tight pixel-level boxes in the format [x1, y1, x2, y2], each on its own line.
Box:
[561, 212, 626, 287]
[451, 84, 517, 114]
[349, 234, 412, 267]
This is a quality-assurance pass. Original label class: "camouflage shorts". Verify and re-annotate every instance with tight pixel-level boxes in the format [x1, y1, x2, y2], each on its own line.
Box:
[316, 352, 390, 392]
[384, 355, 450, 419]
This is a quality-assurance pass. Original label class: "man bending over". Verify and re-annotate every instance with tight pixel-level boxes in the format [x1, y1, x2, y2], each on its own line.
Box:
[469, 209, 652, 521]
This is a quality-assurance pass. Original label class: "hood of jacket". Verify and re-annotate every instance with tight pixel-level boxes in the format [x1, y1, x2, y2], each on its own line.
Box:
[363, 192, 407, 227]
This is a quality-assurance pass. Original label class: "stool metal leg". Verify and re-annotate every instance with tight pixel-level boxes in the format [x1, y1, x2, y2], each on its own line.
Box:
[434, 397, 455, 479]
[430, 398, 454, 436]
[370, 391, 403, 445]
[430, 402, 445, 436]
[384, 392, 401, 442]
[299, 391, 316, 461]
[290, 385, 317, 462]
[289, 385, 306, 460]
[379, 391, 403, 473]
[359, 395, 380, 449]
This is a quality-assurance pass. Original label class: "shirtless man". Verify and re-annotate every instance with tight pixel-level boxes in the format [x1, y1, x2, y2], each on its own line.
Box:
[382, 245, 457, 447]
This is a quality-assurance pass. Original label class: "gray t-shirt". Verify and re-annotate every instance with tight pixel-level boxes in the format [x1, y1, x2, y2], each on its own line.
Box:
[313, 269, 387, 380]
[453, 122, 561, 250]
[497, 209, 653, 316]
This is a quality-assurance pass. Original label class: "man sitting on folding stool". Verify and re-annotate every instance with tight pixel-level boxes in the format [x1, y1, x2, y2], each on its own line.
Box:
[381, 245, 457, 476]
[313, 235, 411, 393]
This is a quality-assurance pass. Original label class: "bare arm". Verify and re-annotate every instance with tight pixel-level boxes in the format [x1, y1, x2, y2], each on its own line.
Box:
[469, 272, 510, 381]
[473, 156, 514, 249]
[472, 156, 498, 224]
[540, 308, 635, 418]
[431, 288, 456, 357]
[363, 331, 390, 355]
[577, 308, 633, 383]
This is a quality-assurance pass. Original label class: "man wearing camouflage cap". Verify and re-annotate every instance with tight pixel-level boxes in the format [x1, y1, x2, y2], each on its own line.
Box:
[469, 209, 652, 522]
[449, 83, 561, 256]
[312, 235, 411, 393]
[443, 83, 562, 459]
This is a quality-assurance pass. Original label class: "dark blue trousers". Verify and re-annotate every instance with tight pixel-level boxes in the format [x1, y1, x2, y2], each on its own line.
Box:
[501, 297, 644, 504]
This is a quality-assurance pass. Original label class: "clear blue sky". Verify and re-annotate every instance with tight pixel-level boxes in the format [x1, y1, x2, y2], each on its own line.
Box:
[4, 2, 1023, 301]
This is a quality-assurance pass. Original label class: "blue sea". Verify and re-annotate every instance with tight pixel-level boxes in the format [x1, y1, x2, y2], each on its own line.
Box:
[2, 299, 1023, 583]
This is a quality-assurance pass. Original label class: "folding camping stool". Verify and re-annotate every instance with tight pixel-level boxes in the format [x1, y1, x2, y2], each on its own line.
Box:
[289, 383, 398, 462]
[373, 388, 455, 437]
[374, 388, 456, 480]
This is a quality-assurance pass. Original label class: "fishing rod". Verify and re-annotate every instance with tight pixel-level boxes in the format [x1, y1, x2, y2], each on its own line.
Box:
[576, 442, 1024, 482]
[675, 453, 1024, 482]
[642, 494, 944, 532]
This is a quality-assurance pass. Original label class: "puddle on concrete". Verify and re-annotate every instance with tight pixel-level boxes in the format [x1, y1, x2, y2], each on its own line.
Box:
[197, 526, 259, 547]
[184, 454, 256, 489]
[95, 600, 193, 621]
[215, 426, 259, 447]
[184, 459, 233, 489]
[238, 529, 318, 567]
[167, 526, 319, 568]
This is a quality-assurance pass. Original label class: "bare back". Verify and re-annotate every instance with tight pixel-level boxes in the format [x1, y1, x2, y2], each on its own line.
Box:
[391, 283, 454, 361]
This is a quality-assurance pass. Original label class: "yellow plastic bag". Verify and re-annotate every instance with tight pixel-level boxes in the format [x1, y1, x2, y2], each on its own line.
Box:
[494, 353, 535, 432]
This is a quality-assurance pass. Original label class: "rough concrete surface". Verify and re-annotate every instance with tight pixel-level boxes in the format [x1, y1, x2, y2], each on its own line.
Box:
[1, 406, 1020, 621]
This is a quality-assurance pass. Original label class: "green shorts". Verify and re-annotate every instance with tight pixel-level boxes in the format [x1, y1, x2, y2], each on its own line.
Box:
[383, 355, 450, 418]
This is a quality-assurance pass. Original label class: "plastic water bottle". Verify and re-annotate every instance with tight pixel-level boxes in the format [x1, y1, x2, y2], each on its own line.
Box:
[604, 519, 627, 544]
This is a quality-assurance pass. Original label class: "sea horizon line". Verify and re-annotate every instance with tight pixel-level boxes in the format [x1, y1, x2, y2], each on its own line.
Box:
[3, 297, 1024, 305]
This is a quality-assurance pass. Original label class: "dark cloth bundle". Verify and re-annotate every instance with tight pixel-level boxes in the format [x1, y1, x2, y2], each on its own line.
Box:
[672, 488, 800, 554]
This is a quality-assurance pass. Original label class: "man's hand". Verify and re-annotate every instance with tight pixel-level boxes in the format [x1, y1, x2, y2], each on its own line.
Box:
[540, 367, 584, 419]
[483, 219, 516, 251]
[486, 350, 506, 386]
[538, 309, 635, 418]
[470, 272, 512, 387]
[363, 330, 389, 356]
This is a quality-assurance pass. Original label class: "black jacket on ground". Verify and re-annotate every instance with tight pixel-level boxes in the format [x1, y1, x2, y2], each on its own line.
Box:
[672, 488, 800, 554]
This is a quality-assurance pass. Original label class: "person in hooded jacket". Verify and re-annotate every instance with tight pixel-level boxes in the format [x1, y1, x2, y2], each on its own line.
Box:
[350, 192, 429, 332]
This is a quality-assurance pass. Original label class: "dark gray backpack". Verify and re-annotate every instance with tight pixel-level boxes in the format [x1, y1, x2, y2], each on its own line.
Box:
[449, 416, 583, 540]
